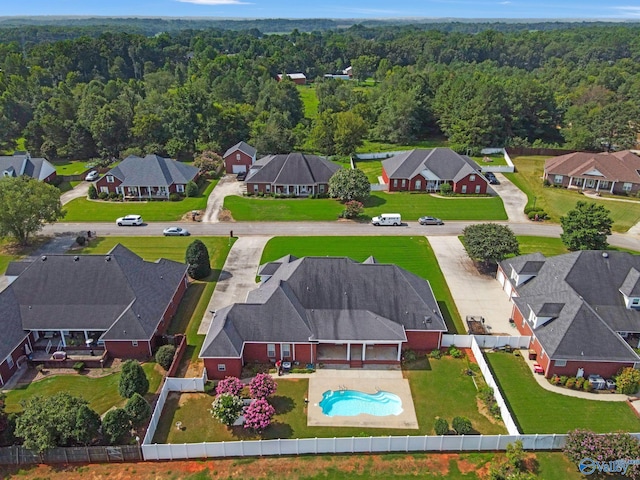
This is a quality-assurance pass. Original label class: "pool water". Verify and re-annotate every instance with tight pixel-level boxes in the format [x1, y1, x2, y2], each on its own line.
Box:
[319, 389, 403, 417]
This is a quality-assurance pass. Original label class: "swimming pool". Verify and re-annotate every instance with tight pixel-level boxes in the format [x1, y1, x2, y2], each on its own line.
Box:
[319, 389, 403, 417]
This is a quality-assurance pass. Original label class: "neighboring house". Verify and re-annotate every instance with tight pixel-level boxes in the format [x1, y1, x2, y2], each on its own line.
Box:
[343, 66, 353, 77]
[95, 154, 199, 200]
[0, 245, 189, 387]
[223, 141, 257, 175]
[200, 255, 447, 379]
[382, 148, 489, 194]
[543, 150, 640, 195]
[497, 251, 640, 379]
[0, 151, 56, 183]
[245, 153, 341, 197]
[276, 73, 307, 85]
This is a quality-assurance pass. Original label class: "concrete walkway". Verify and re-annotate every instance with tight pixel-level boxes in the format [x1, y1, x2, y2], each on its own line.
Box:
[490, 173, 529, 223]
[201, 175, 243, 223]
[60, 181, 90, 205]
[197, 236, 272, 335]
[428, 236, 515, 335]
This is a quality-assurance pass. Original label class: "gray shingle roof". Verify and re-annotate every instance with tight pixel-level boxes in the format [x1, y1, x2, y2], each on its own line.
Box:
[107, 155, 199, 187]
[257, 254, 298, 277]
[620, 268, 640, 297]
[382, 148, 481, 183]
[0, 153, 55, 181]
[0, 288, 30, 364]
[200, 257, 446, 359]
[245, 153, 340, 185]
[224, 141, 257, 159]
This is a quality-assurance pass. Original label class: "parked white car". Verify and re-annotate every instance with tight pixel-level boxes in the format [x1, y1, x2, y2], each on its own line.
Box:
[85, 170, 100, 181]
[116, 215, 143, 226]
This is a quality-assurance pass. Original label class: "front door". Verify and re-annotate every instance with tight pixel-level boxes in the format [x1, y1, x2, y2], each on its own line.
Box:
[415, 180, 422, 190]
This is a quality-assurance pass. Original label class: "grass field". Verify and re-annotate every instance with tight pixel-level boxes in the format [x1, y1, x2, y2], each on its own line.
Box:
[225, 191, 507, 222]
[486, 352, 640, 434]
[354, 158, 383, 182]
[61, 180, 216, 221]
[506, 156, 640, 233]
[260, 235, 463, 333]
[358, 137, 449, 153]
[51, 160, 89, 176]
[297, 85, 319, 119]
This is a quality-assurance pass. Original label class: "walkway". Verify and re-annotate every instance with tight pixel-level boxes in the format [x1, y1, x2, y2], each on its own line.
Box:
[490, 173, 529, 223]
[60, 181, 89, 205]
[427, 236, 515, 335]
[197, 235, 272, 335]
[201, 175, 243, 223]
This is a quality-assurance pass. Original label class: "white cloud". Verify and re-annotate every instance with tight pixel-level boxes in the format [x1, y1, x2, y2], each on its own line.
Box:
[614, 6, 640, 15]
[176, 0, 250, 5]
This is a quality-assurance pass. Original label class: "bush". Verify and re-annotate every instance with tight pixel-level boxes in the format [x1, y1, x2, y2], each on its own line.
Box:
[452, 416, 472, 435]
[402, 349, 417, 362]
[118, 360, 149, 399]
[429, 349, 442, 359]
[477, 386, 494, 405]
[559, 376, 568, 386]
[185, 180, 199, 197]
[249, 373, 277, 399]
[124, 393, 151, 427]
[616, 367, 640, 394]
[583, 381, 592, 392]
[550, 375, 561, 385]
[439, 182, 453, 195]
[565, 377, 576, 389]
[575, 376, 585, 389]
[73, 362, 85, 372]
[98, 192, 108, 200]
[215, 376, 244, 396]
[108, 192, 118, 200]
[88, 184, 97, 199]
[564, 430, 640, 478]
[102, 408, 131, 444]
[169, 193, 181, 201]
[341, 200, 364, 219]
[448, 346, 463, 358]
[210, 393, 244, 427]
[434, 417, 449, 435]
[76, 235, 86, 246]
[155, 345, 176, 371]
[185, 239, 212, 280]
[243, 398, 276, 433]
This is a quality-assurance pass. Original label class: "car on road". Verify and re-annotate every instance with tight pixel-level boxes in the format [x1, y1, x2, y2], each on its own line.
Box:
[163, 226, 190, 236]
[116, 215, 143, 226]
[85, 170, 100, 181]
[371, 213, 402, 226]
[418, 216, 444, 225]
[484, 172, 499, 184]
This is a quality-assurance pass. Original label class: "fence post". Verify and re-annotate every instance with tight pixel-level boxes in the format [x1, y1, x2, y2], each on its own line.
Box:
[315, 437, 318, 454]
[240, 440, 244, 456]
[406, 436, 409, 452]
[334, 437, 337, 454]
[352, 436, 355, 453]
[369, 436, 372, 452]
[497, 434, 501, 450]
[388, 436, 391, 453]
[460, 435, 464, 451]
[440, 435, 444, 451]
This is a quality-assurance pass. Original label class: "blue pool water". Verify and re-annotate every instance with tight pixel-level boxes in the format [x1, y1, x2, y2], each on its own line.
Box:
[319, 389, 403, 417]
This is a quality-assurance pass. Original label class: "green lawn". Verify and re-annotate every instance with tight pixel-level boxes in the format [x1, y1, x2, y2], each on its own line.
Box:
[354, 158, 383, 183]
[297, 85, 319, 119]
[225, 191, 507, 222]
[61, 180, 217, 222]
[471, 154, 508, 166]
[0, 253, 18, 275]
[516, 236, 570, 257]
[5, 362, 162, 415]
[358, 137, 449, 154]
[51, 160, 89, 176]
[261, 235, 463, 333]
[485, 352, 640, 434]
[506, 156, 640, 233]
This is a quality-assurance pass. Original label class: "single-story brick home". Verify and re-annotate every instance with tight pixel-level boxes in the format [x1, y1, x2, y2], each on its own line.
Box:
[0, 151, 56, 183]
[245, 153, 341, 197]
[95, 154, 200, 200]
[223, 141, 257, 175]
[382, 148, 488, 194]
[200, 255, 447, 379]
[543, 150, 640, 195]
[0, 245, 189, 387]
[497, 251, 640, 379]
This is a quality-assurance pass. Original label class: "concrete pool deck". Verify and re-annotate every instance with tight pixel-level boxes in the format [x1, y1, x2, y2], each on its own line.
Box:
[307, 367, 419, 429]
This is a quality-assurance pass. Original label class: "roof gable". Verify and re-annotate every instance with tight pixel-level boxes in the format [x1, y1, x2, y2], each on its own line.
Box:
[382, 148, 481, 182]
[224, 141, 257, 159]
[108, 155, 199, 187]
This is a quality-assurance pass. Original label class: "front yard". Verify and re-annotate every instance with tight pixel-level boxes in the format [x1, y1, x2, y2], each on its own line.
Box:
[486, 351, 640, 434]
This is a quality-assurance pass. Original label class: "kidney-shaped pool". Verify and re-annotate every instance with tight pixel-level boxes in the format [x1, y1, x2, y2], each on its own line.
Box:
[319, 389, 403, 417]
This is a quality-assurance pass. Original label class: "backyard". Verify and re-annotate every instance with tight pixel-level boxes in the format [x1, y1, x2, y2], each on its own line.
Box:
[486, 351, 640, 434]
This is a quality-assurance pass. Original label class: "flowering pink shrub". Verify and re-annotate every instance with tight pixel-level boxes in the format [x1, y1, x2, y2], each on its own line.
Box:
[249, 373, 277, 399]
[564, 430, 640, 479]
[215, 376, 244, 396]
[243, 398, 275, 432]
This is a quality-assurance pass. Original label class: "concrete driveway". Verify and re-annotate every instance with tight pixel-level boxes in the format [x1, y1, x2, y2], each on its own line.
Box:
[197, 236, 272, 335]
[428, 236, 515, 335]
[202, 175, 243, 223]
[60, 181, 90, 205]
[490, 173, 529, 222]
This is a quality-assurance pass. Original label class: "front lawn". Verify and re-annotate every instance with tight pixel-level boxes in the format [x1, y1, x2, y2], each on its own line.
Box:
[61, 179, 217, 222]
[5, 362, 162, 415]
[505, 156, 640, 233]
[516, 235, 639, 257]
[261, 236, 463, 334]
[485, 352, 640, 434]
[224, 191, 507, 222]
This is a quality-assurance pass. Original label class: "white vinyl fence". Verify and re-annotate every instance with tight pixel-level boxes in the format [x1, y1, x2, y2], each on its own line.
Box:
[441, 335, 531, 350]
[355, 151, 406, 160]
[479, 147, 515, 173]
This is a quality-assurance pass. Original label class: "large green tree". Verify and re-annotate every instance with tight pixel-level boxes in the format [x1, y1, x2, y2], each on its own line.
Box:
[0, 176, 65, 245]
[185, 239, 212, 280]
[102, 408, 131, 445]
[118, 360, 149, 399]
[328, 168, 370, 202]
[560, 201, 613, 251]
[334, 111, 367, 156]
[462, 224, 519, 265]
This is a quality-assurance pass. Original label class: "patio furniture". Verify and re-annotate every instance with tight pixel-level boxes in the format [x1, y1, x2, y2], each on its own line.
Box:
[533, 363, 544, 374]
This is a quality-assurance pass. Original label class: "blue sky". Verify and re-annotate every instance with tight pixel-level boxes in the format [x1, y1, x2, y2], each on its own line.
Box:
[3, 1, 640, 19]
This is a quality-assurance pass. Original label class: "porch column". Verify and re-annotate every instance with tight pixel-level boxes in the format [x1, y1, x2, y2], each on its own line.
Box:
[346, 343, 351, 361]
[611, 182, 615, 194]
[60, 330, 66, 347]
[84, 331, 89, 342]
[596, 179, 601, 191]
[361, 344, 366, 361]
[568, 177, 572, 188]
[397, 344, 402, 362]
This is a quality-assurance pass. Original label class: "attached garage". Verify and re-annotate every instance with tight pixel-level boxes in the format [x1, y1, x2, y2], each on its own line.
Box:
[232, 164, 247, 173]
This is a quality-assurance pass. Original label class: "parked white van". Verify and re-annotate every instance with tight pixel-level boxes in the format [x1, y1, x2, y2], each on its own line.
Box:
[371, 213, 402, 226]
[116, 215, 143, 226]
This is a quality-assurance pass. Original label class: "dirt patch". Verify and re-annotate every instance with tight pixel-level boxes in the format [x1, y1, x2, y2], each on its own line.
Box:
[217, 208, 235, 222]
[181, 210, 204, 222]
[177, 392, 203, 407]
[476, 397, 504, 426]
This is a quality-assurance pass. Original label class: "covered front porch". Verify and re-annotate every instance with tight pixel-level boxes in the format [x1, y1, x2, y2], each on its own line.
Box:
[274, 184, 317, 197]
[317, 342, 402, 365]
[119, 185, 170, 200]
[567, 176, 615, 193]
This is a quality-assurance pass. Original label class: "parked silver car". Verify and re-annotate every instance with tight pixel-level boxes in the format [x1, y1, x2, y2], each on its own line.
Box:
[418, 216, 444, 225]
[163, 227, 190, 236]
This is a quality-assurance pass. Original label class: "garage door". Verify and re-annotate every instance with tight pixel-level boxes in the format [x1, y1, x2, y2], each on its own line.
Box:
[496, 269, 505, 288]
[232, 165, 247, 173]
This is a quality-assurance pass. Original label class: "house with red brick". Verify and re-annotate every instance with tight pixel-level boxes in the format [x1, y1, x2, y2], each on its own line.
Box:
[544, 150, 640, 195]
[200, 255, 447, 379]
[382, 148, 488, 194]
[223, 141, 257, 175]
[95, 154, 199, 200]
[497, 251, 640, 379]
[0, 152, 56, 183]
[0, 245, 189, 387]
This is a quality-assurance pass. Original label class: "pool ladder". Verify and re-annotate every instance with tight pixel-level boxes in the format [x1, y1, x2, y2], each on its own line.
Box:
[339, 384, 347, 391]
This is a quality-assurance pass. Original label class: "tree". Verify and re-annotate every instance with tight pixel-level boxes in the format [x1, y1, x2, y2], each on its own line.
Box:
[73, 405, 102, 445]
[249, 373, 278, 399]
[185, 180, 199, 197]
[210, 393, 244, 427]
[439, 182, 453, 195]
[328, 168, 370, 202]
[215, 376, 245, 396]
[560, 201, 613, 251]
[102, 408, 131, 444]
[194, 150, 223, 175]
[155, 344, 176, 371]
[0, 394, 7, 434]
[118, 360, 149, 399]
[243, 398, 275, 433]
[124, 393, 152, 427]
[452, 416, 472, 435]
[462, 224, 519, 265]
[351, 55, 379, 82]
[185, 239, 212, 279]
[333, 111, 367, 156]
[0, 176, 65, 245]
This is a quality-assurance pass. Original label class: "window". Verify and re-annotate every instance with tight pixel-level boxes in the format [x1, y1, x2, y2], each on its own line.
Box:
[176, 184, 185, 193]
[600, 181, 609, 189]
[475, 185, 481, 194]
[106, 175, 114, 183]
[415, 180, 421, 190]
[132, 341, 138, 347]
[236, 153, 241, 161]
[401, 179, 406, 187]
[218, 364, 226, 372]
[319, 184, 325, 193]
[100, 186, 109, 194]
[469, 174, 476, 181]
[554, 359, 567, 367]
[461, 185, 467, 193]
[266, 185, 271, 192]
[253, 184, 258, 192]
[6, 355, 14, 369]
[554, 175, 563, 184]
[632, 298, 640, 306]
[267, 343, 276, 358]
[393, 179, 398, 188]
[623, 182, 633, 192]
[282, 343, 291, 358]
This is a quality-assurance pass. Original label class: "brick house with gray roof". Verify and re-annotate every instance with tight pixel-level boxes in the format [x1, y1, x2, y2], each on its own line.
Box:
[497, 251, 640, 379]
[0, 245, 189, 387]
[95, 154, 199, 200]
[223, 141, 257, 175]
[245, 153, 341, 197]
[0, 152, 56, 183]
[382, 148, 488, 194]
[200, 256, 447, 379]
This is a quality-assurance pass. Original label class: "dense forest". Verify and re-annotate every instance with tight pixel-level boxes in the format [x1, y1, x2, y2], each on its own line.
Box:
[0, 22, 639, 160]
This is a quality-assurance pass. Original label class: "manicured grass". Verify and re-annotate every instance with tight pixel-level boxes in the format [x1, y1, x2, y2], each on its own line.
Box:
[154, 356, 505, 443]
[471, 154, 508, 166]
[5, 362, 163, 415]
[358, 137, 449, 154]
[506, 156, 640, 233]
[297, 85, 319, 119]
[354, 158, 383, 183]
[61, 180, 217, 222]
[225, 191, 507, 222]
[485, 352, 640, 434]
[261, 236, 463, 333]
[51, 160, 88, 176]
[516, 236, 570, 257]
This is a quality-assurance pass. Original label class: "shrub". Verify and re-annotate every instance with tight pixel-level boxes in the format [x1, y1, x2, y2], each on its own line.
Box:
[434, 417, 449, 435]
[616, 367, 640, 394]
[215, 376, 244, 397]
[185, 239, 212, 280]
[76, 235, 86, 246]
[210, 393, 243, 427]
[565, 377, 576, 389]
[559, 376, 568, 386]
[155, 345, 176, 371]
[102, 408, 131, 444]
[439, 182, 453, 195]
[429, 349, 442, 359]
[543, 178, 551, 187]
[575, 377, 585, 389]
[88, 184, 97, 199]
[98, 191, 108, 200]
[452, 416, 472, 435]
[564, 430, 640, 478]
[489, 403, 501, 419]
[125, 393, 151, 427]
[118, 360, 149, 399]
[477, 386, 494, 405]
[169, 193, 181, 201]
[108, 192, 118, 200]
[342, 200, 364, 219]
[243, 398, 276, 433]
[249, 373, 277, 399]
[73, 362, 85, 372]
[550, 375, 560, 385]
[583, 381, 592, 392]
[402, 349, 417, 362]
[448, 346, 463, 359]
[185, 180, 199, 197]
